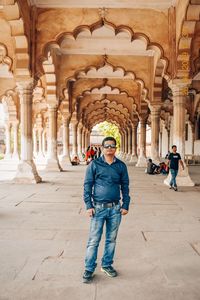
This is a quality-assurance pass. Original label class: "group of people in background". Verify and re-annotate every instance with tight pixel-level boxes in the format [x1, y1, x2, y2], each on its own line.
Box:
[146, 159, 169, 175]
[71, 145, 102, 166]
[85, 146, 102, 164]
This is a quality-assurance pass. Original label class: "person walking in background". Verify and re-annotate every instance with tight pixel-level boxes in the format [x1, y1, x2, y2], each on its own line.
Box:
[82, 136, 131, 283]
[167, 145, 184, 191]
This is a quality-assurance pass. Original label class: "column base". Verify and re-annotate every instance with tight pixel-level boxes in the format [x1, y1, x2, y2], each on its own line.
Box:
[37, 152, 45, 158]
[59, 155, 72, 169]
[13, 160, 42, 183]
[12, 153, 20, 161]
[118, 152, 124, 159]
[164, 166, 195, 187]
[117, 152, 122, 158]
[130, 155, 138, 163]
[121, 153, 127, 161]
[4, 153, 12, 160]
[45, 158, 63, 171]
[125, 154, 132, 161]
[136, 155, 147, 167]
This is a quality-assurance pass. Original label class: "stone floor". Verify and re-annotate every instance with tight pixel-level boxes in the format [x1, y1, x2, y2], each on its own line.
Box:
[0, 163, 200, 300]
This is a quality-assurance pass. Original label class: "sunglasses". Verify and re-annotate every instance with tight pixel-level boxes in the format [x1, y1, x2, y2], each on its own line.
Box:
[103, 144, 117, 149]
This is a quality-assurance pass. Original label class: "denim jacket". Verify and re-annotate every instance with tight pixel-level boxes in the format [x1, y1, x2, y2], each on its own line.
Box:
[83, 155, 130, 210]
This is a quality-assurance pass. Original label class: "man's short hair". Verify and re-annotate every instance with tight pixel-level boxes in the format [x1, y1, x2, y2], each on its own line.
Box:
[172, 145, 177, 149]
[102, 136, 117, 147]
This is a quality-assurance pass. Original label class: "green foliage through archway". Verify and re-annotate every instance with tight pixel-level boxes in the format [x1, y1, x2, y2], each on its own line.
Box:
[96, 121, 120, 149]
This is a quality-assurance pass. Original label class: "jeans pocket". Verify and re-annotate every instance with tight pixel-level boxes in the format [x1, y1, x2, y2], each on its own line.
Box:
[94, 206, 103, 215]
[114, 204, 121, 213]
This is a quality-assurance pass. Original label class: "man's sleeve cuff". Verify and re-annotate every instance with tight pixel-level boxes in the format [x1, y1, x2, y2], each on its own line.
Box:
[86, 203, 94, 210]
[121, 203, 129, 211]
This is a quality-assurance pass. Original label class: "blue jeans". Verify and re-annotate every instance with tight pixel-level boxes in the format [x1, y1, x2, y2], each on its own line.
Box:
[85, 204, 122, 272]
[170, 169, 178, 187]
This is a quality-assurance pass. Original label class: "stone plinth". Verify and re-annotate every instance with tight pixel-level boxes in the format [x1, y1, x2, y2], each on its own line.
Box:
[130, 154, 138, 163]
[13, 160, 42, 183]
[136, 156, 147, 167]
[164, 166, 195, 187]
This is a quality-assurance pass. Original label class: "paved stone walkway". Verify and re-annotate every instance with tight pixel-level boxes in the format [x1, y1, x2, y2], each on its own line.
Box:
[0, 164, 200, 300]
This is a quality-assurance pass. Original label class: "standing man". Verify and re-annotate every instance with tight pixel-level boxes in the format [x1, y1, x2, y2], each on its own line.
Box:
[167, 145, 184, 191]
[83, 136, 130, 283]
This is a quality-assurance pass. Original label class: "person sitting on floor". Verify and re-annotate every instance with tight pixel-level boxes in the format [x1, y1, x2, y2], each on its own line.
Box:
[71, 156, 80, 165]
[157, 162, 169, 174]
[146, 158, 159, 175]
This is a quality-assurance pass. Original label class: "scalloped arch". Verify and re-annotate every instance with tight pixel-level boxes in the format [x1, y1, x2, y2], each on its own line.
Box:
[88, 113, 126, 130]
[84, 106, 131, 130]
[82, 101, 130, 121]
[78, 85, 138, 112]
[1, 1, 30, 78]
[40, 20, 166, 74]
[66, 63, 149, 106]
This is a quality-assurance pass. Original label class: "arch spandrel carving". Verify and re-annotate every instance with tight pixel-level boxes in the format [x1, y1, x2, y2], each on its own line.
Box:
[78, 94, 137, 121]
[0, 43, 13, 78]
[1, 1, 31, 79]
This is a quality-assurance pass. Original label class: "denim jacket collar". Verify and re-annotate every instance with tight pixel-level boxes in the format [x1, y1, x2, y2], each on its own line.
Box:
[102, 155, 117, 164]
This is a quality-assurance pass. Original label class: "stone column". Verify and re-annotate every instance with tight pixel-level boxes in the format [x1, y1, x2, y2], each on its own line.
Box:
[71, 121, 78, 158]
[167, 128, 170, 152]
[118, 133, 123, 157]
[60, 117, 71, 168]
[150, 105, 161, 162]
[130, 123, 138, 163]
[126, 126, 132, 160]
[78, 124, 83, 160]
[164, 84, 194, 186]
[86, 129, 91, 149]
[169, 117, 173, 150]
[87, 130, 91, 147]
[37, 128, 44, 158]
[122, 130, 127, 160]
[45, 105, 62, 171]
[84, 129, 88, 151]
[4, 122, 12, 159]
[33, 127, 38, 158]
[191, 124, 195, 155]
[159, 131, 162, 158]
[121, 131, 125, 159]
[14, 81, 41, 183]
[136, 117, 147, 167]
[82, 128, 86, 153]
[12, 122, 19, 160]
[174, 96, 185, 157]
[42, 129, 47, 156]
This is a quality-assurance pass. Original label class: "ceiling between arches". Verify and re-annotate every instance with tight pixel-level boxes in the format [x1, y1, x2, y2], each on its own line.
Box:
[29, 0, 176, 9]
